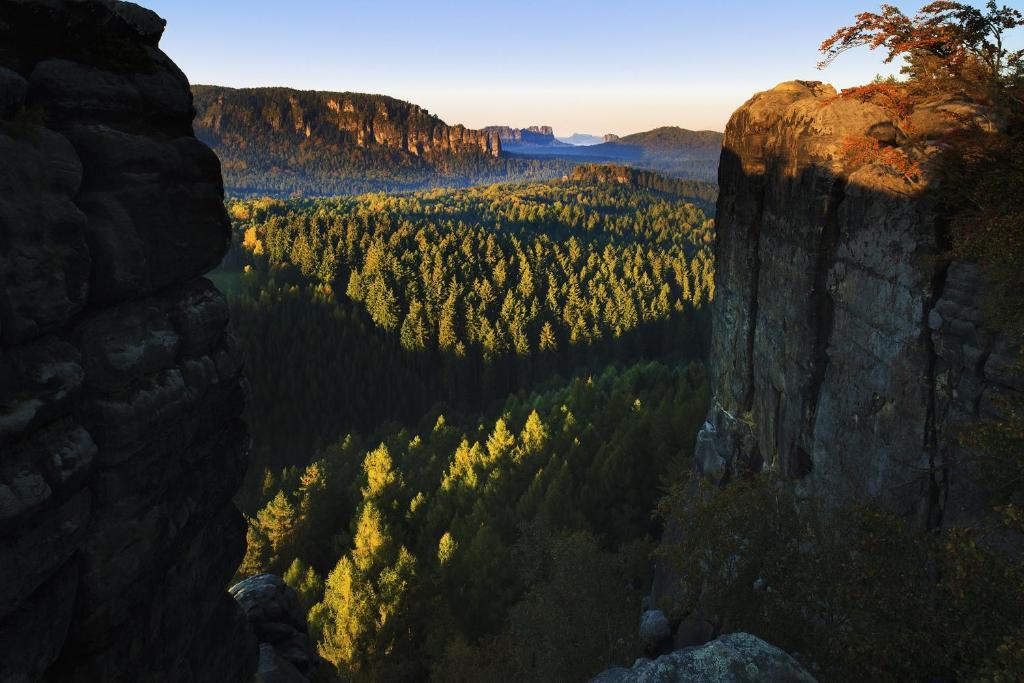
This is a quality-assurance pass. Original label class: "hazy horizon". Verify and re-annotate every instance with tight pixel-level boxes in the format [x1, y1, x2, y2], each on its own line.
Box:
[144, 0, 922, 136]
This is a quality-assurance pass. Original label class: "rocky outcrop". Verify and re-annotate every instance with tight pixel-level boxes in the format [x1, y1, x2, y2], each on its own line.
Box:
[191, 85, 505, 195]
[591, 633, 817, 683]
[193, 85, 501, 159]
[638, 609, 672, 655]
[483, 124, 564, 146]
[0, 1, 255, 680]
[693, 80, 1021, 526]
[231, 574, 319, 681]
[603, 133, 620, 142]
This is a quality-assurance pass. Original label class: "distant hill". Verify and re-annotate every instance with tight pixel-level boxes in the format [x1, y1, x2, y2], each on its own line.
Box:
[504, 126, 723, 181]
[557, 132, 605, 146]
[191, 86, 572, 195]
[569, 163, 718, 212]
[609, 126, 722, 153]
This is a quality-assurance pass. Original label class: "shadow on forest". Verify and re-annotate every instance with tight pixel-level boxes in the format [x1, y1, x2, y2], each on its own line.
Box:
[229, 269, 710, 510]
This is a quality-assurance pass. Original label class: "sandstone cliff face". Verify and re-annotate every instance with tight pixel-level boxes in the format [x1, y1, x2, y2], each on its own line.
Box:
[0, 1, 254, 680]
[193, 86, 501, 159]
[696, 80, 1021, 526]
[482, 124, 561, 146]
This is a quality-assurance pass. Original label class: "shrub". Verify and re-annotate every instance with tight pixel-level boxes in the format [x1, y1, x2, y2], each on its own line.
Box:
[658, 475, 1024, 681]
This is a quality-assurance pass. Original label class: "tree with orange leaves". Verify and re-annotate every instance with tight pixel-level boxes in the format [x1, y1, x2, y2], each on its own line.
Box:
[820, 2, 1023, 98]
[819, 3, 1023, 179]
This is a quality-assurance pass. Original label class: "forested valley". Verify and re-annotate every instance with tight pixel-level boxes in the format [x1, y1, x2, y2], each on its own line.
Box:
[191, 86, 722, 196]
[215, 167, 717, 679]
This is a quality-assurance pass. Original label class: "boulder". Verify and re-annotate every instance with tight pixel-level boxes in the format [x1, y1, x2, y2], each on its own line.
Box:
[232, 574, 320, 679]
[638, 609, 672, 654]
[590, 633, 817, 683]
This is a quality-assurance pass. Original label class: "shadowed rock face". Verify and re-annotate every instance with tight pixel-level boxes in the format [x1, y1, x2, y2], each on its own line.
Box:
[231, 574, 320, 679]
[0, 1, 255, 680]
[695, 80, 1021, 525]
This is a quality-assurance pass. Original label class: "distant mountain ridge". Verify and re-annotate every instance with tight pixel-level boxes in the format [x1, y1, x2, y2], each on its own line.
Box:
[505, 125, 724, 181]
[190, 85, 724, 193]
[609, 126, 722, 154]
[557, 132, 606, 146]
[191, 85, 550, 195]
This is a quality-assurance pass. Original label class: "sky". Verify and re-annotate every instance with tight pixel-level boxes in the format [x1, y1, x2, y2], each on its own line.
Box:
[145, 0, 1016, 136]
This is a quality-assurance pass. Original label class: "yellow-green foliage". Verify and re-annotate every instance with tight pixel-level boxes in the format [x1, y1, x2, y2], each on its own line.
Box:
[658, 476, 1024, 681]
[242, 360, 709, 680]
[226, 179, 715, 355]
[221, 178, 714, 497]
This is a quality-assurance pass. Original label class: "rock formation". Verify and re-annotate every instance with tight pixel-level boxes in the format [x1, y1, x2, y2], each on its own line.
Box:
[0, 1, 255, 679]
[603, 133, 620, 142]
[231, 574, 320, 681]
[190, 85, 506, 195]
[591, 633, 817, 683]
[483, 124, 564, 146]
[695, 80, 1021, 526]
[193, 85, 501, 159]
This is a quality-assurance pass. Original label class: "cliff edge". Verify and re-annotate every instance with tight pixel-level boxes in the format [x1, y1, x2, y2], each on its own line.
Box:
[0, 1, 255, 679]
[696, 80, 1021, 526]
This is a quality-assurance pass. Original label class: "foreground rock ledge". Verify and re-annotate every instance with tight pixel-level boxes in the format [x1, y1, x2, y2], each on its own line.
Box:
[0, 1, 255, 679]
[591, 633, 817, 683]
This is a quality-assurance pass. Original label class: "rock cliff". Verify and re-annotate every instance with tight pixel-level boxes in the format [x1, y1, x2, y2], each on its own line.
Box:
[695, 80, 1021, 526]
[0, 1, 255, 680]
[483, 124, 564, 146]
[190, 85, 508, 195]
[193, 86, 501, 159]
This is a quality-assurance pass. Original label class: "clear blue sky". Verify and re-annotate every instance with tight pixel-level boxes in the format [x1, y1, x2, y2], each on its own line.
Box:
[143, 1, 1008, 135]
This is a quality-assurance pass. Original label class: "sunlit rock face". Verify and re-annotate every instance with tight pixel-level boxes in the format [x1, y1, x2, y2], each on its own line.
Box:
[696, 80, 1021, 526]
[0, 1, 255, 679]
[193, 86, 502, 158]
[482, 124, 560, 146]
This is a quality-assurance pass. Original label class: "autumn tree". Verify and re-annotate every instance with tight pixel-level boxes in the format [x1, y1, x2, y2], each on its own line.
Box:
[820, 2, 1024, 96]
[819, 2, 1024, 177]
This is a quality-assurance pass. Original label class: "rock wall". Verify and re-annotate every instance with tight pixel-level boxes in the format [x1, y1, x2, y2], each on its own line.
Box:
[695, 80, 1021, 526]
[0, 1, 255, 680]
[483, 124, 560, 146]
[193, 85, 501, 159]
